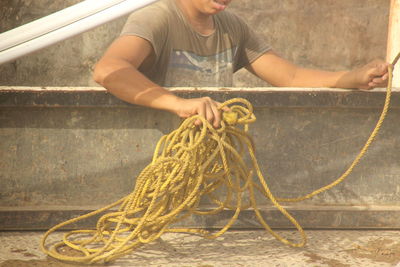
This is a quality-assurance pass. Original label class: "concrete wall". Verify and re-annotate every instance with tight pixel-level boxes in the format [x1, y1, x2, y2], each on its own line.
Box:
[0, 0, 390, 87]
[1, 87, 400, 230]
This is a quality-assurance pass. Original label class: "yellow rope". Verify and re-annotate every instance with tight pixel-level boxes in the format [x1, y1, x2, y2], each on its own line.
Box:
[41, 54, 399, 264]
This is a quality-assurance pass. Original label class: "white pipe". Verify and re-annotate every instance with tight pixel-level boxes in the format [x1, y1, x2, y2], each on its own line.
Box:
[0, 0, 129, 51]
[0, 0, 158, 65]
[387, 0, 400, 87]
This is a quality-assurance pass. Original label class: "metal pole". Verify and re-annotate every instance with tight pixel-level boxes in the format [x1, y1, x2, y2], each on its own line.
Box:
[387, 0, 400, 87]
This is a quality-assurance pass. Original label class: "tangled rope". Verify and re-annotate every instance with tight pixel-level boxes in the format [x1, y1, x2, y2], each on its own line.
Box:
[41, 53, 399, 264]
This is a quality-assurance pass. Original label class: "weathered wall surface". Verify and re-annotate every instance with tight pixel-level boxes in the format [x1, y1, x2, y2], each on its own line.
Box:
[1, 87, 400, 230]
[0, 0, 390, 87]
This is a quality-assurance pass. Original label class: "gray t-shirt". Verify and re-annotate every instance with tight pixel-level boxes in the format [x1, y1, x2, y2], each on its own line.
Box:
[120, 0, 271, 87]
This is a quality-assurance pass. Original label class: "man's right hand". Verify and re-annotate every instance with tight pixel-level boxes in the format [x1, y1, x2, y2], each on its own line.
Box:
[172, 97, 223, 128]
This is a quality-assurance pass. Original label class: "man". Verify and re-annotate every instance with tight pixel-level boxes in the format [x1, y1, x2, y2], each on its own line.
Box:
[93, 0, 390, 128]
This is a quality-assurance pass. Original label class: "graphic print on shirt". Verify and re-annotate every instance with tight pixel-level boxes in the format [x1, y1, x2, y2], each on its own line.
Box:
[164, 47, 237, 87]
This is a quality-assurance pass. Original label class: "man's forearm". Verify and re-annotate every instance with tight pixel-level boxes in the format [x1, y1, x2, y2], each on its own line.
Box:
[94, 64, 182, 114]
[290, 67, 352, 88]
[248, 52, 356, 89]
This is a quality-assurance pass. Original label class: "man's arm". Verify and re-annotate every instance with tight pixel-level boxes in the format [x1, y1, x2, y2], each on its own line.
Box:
[246, 51, 390, 89]
[93, 35, 223, 128]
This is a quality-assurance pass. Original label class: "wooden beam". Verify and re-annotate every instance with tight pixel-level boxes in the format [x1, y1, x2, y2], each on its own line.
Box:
[387, 0, 400, 87]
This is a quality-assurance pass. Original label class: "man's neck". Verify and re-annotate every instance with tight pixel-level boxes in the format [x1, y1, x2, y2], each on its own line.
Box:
[175, 0, 215, 36]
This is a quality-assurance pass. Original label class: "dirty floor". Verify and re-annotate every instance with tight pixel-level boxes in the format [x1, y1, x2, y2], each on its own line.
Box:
[0, 230, 400, 267]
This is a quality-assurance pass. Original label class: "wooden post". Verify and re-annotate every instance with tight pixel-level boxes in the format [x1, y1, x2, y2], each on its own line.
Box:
[387, 0, 400, 87]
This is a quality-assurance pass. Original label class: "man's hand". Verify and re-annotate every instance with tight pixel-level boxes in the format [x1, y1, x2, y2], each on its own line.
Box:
[349, 59, 391, 90]
[172, 97, 223, 128]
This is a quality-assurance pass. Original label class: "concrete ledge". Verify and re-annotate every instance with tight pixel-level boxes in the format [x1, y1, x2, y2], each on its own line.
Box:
[1, 205, 400, 230]
[1, 87, 399, 230]
[1, 86, 400, 108]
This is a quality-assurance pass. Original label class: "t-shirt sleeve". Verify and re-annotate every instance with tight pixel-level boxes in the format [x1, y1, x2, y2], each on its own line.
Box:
[119, 3, 168, 58]
[233, 14, 272, 70]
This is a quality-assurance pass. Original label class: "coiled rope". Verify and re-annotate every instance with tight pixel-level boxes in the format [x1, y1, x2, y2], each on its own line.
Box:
[41, 54, 399, 264]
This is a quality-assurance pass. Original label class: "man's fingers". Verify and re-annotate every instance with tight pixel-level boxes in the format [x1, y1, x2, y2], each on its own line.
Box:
[372, 77, 384, 84]
[370, 62, 389, 77]
[182, 98, 225, 128]
[367, 82, 375, 89]
[365, 62, 391, 89]
[205, 103, 215, 125]
[192, 99, 221, 128]
[220, 106, 230, 112]
[210, 102, 221, 128]
[370, 75, 389, 88]
[204, 100, 223, 128]
[195, 103, 206, 126]
[368, 81, 387, 88]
